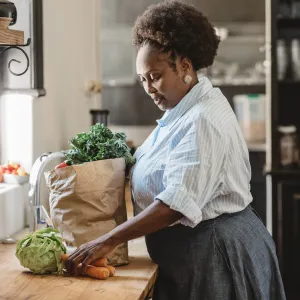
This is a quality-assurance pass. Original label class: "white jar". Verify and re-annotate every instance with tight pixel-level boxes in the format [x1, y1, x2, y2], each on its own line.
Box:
[233, 94, 266, 143]
[291, 39, 300, 80]
[278, 125, 297, 167]
[277, 39, 288, 80]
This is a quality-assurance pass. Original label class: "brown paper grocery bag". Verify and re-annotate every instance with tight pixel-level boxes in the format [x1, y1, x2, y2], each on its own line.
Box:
[44, 158, 129, 266]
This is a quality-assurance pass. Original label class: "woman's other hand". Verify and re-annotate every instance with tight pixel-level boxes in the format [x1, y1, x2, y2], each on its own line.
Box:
[66, 234, 116, 276]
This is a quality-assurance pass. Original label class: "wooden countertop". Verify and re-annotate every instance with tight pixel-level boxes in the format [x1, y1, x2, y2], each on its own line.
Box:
[0, 237, 157, 300]
[0, 184, 158, 300]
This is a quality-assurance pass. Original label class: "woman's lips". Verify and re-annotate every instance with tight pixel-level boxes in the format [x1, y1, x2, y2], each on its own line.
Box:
[153, 97, 164, 105]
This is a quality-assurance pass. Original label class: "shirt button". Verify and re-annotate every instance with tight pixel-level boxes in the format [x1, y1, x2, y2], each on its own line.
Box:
[180, 186, 185, 191]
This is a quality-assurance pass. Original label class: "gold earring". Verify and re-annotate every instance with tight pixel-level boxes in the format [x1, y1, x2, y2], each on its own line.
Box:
[183, 75, 192, 84]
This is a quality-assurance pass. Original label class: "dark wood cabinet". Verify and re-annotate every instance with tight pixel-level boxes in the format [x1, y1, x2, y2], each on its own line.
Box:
[249, 151, 267, 224]
[265, 1, 300, 298]
[274, 179, 300, 300]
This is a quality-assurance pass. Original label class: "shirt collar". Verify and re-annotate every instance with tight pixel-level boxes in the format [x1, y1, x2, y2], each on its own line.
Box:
[156, 76, 213, 129]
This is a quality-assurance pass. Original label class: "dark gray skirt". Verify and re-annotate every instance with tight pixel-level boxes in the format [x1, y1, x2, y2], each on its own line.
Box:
[145, 206, 286, 300]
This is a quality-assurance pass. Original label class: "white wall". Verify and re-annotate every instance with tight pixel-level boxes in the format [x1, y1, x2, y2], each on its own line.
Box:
[40, 0, 101, 153]
[0, 94, 34, 171]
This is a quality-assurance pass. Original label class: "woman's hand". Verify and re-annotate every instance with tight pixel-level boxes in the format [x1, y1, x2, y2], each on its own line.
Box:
[66, 234, 117, 276]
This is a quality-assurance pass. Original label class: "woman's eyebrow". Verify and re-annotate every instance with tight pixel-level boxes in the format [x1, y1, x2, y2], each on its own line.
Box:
[137, 69, 161, 76]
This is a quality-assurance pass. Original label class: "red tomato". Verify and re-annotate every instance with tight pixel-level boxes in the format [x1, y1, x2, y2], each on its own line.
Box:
[55, 162, 68, 169]
[11, 170, 18, 175]
[4, 169, 12, 174]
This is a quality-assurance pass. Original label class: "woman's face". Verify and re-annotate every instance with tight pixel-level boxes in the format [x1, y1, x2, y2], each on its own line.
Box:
[136, 44, 194, 111]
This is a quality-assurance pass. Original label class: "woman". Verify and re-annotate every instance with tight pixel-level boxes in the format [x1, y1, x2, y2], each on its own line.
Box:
[67, 1, 286, 299]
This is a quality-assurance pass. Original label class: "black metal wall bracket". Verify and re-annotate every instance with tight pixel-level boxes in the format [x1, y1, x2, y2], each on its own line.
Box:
[0, 38, 31, 76]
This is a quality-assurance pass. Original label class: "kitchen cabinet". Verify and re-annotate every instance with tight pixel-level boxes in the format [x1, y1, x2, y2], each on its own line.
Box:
[273, 179, 300, 300]
[265, 0, 300, 298]
[249, 151, 266, 224]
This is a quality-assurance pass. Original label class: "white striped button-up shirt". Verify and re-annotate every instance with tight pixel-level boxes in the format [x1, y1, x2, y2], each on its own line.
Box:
[130, 77, 253, 227]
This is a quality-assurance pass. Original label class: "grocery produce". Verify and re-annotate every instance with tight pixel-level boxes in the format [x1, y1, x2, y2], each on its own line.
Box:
[105, 265, 116, 277]
[91, 257, 108, 267]
[61, 254, 115, 279]
[0, 161, 28, 176]
[62, 123, 136, 168]
[55, 162, 68, 169]
[16, 228, 66, 275]
[86, 265, 110, 280]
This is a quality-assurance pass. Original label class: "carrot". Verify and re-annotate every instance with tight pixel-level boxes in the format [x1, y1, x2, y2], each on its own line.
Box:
[91, 257, 108, 267]
[61, 254, 110, 279]
[61, 254, 107, 267]
[105, 265, 115, 277]
[61, 253, 69, 261]
[86, 265, 109, 280]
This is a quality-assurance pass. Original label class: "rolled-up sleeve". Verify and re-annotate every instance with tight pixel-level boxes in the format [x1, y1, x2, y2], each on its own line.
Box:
[155, 116, 227, 227]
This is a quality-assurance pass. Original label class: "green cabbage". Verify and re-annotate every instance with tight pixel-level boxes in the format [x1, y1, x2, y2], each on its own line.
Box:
[16, 228, 66, 275]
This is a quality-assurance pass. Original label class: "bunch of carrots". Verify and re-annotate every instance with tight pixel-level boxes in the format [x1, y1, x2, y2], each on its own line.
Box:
[61, 254, 115, 280]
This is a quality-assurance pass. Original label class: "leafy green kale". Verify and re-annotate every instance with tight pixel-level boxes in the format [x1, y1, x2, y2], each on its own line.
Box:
[62, 123, 136, 168]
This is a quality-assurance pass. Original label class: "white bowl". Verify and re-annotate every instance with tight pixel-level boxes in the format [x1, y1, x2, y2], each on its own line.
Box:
[3, 174, 29, 185]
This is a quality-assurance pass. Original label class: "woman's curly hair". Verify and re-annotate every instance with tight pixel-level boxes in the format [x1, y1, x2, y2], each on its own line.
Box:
[132, 0, 220, 71]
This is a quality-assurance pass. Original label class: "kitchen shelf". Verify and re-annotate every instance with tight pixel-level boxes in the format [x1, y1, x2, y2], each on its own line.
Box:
[221, 35, 265, 43]
[215, 83, 265, 94]
[278, 80, 300, 85]
[277, 18, 300, 28]
[0, 38, 31, 76]
[217, 83, 265, 88]
[0, 88, 46, 97]
[247, 142, 266, 152]
[265, 169, 300, 176]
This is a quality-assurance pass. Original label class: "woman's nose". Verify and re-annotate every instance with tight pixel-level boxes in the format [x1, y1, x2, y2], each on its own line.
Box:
[145, 81, 156, 95]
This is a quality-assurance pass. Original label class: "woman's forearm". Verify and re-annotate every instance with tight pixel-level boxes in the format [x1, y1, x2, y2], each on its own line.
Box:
[108, 200, 183, 246]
